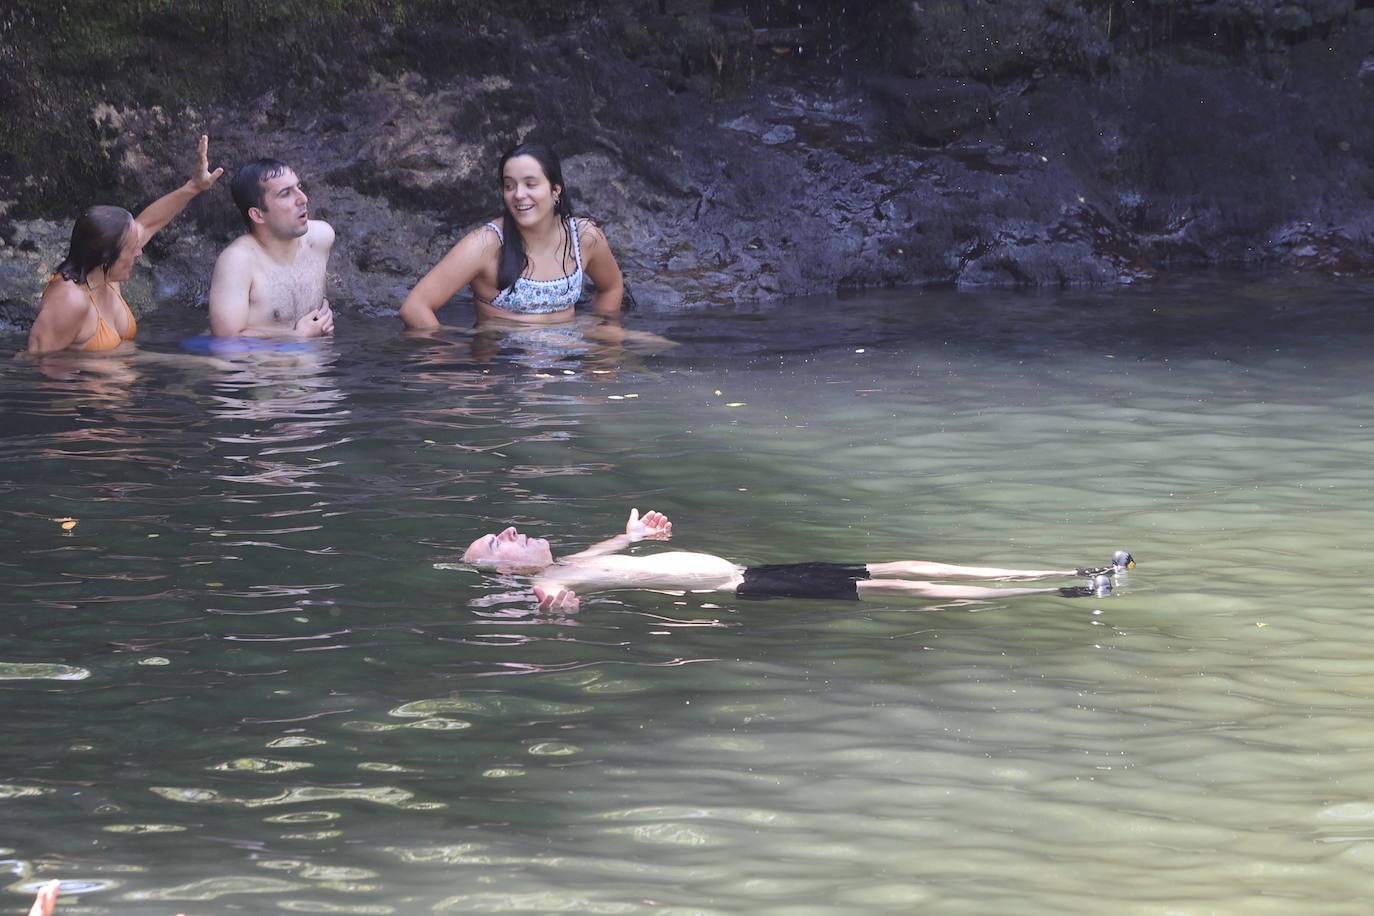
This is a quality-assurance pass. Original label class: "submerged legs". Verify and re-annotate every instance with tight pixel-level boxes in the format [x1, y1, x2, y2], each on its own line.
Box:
[865, 560, 1074, 580]
[856, 579, 1063, 600]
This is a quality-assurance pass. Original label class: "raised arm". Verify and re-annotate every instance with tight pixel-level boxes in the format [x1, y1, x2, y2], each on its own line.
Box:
[578, 219, 623, 317]
[558, 508, 671, 563]
[133, 134, 223, 242]
[399, 227, 497, 328]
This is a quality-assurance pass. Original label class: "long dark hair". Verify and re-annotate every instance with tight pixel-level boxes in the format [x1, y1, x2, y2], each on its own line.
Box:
[55, 206, 133, 284]
[496, 143, 575, 293]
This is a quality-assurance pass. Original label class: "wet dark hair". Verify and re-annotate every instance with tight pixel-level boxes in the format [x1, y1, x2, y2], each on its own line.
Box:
[496, 143, 575, 293]
[230, 159, 291, 230]
[55, 206, 133, 284]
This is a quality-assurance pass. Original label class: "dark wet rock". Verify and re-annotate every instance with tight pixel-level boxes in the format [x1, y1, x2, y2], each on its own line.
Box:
[863, 76, 996, 146]
[0, 217, 69, 333]
[3, 1, 1374, 327]
[1271, 222, 1374, 276]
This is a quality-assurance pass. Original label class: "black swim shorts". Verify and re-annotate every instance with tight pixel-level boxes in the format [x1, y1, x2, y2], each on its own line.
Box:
[735, 562, 871, 601]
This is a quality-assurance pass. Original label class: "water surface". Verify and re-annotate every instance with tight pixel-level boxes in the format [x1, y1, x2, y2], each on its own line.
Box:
[4, 274, 1374, 914]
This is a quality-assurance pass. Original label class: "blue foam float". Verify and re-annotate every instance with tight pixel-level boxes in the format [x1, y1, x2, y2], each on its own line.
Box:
[180, 335, 315, 355]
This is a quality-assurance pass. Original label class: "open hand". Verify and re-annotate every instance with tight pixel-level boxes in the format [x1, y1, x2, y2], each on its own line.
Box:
[190, 134, 225, 192]
[534, 585, 580, 611]
[626, 507, 672, 541]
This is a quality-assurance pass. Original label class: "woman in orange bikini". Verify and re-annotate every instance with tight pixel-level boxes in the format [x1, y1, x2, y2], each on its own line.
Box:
[27, 135, 223, 354]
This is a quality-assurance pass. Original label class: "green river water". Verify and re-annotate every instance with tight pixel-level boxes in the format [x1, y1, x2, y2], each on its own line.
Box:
[3, 273, 1374, 914]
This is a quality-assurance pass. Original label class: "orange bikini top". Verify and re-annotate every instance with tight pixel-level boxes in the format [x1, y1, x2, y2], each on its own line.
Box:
[47, 274, 137, 351]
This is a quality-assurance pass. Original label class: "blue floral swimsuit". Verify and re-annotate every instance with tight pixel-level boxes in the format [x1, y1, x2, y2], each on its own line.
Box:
[481, 218, 585, 314]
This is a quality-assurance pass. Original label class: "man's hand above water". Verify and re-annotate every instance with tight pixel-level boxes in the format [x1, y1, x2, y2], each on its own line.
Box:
[626, 508, 672, 541]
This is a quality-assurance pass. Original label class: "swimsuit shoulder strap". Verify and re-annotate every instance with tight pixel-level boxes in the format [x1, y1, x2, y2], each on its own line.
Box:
[569, 217, 584, 272]
[484, 221, 504, 242]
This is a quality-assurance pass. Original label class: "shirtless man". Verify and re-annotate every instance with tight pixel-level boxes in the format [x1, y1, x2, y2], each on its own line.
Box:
[208, 159, 335, 338]
[461, 508, 1134, 611]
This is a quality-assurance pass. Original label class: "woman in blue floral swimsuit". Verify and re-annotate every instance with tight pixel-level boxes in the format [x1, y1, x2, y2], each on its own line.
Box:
[399, 143, 624, 328]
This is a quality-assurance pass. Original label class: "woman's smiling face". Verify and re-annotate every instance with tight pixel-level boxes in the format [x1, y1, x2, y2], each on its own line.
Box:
[502, 155, 561, 228]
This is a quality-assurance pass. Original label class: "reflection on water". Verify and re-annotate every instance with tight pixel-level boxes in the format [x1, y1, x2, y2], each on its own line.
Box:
[3, 273, 1374, 912]
[205, 345, 350, 492]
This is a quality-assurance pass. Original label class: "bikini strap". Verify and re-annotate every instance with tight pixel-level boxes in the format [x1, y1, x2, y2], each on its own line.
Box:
[484, 221, 504, 242]
[569, 217, 584, 272]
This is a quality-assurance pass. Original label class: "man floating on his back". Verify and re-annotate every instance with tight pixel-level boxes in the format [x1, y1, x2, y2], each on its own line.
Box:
[461, 508, 1134, 611]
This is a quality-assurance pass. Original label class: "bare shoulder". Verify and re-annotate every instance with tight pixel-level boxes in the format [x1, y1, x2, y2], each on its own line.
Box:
[307, 219, 336, 248]
[29, 278, 93, 351]
[39, 278, 90, 316]
[448, 222, 502, 261]
[468, 221, 503, 249]
[216, 234, 257, 266]
[576, 217, 608, 244]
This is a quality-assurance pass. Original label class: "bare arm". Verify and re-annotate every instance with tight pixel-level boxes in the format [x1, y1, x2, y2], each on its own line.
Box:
[208, 244, 256, 337]
[534, 508, 672, 610]
[132, 134, 223, 242]
[558, 508, 671, 562]
[29, 880, 59, 916]
[578, 219, 623, 317]
[399, 227, 498, 328]
[300, 221, 336, 336]
[28, 283, 95, 353]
